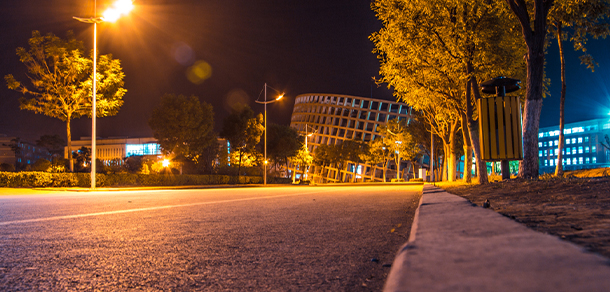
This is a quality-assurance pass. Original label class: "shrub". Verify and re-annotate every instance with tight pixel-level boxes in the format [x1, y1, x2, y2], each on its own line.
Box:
[31, 159, 52, 172]
[0, 163, 15, 172]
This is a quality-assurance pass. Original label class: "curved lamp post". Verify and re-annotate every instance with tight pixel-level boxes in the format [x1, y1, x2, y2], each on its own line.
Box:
[74, 0, 133, 189]
[255, 83, 284, 186]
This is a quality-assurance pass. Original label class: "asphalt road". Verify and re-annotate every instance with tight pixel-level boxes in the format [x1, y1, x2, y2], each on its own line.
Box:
[0, 184, 422, 291]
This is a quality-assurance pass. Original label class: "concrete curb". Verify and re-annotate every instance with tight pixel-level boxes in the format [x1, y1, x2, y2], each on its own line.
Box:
[384, 184, 610, 292]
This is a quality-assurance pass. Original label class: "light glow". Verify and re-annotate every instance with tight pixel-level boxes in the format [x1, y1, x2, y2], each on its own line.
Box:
[102, 0, 134, 22]
[162, 159, 170, 168]
[276, 94, 284, 101]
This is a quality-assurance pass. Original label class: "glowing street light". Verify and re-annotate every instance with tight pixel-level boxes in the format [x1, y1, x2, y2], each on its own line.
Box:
[162, 159, 170, 168]
[74, 0, 133, 189]
[255, 83, 284, 186]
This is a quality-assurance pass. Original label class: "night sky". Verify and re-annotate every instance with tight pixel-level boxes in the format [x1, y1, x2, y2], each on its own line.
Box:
[1, 0, 609, 143]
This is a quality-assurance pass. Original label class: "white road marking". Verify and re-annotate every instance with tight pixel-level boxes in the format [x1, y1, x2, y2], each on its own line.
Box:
[0, 189, 342, 226]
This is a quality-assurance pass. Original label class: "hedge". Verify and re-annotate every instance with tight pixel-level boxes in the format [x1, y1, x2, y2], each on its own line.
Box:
[0, 172, 271, 188]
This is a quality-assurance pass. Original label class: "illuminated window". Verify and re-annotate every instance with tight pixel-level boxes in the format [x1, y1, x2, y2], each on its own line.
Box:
[544, 160, 548, 166]
[579, 157, 583, 164]
[543, 150, 547, 156]
[539, 133, 544, 138]
[126, 143, 162, 157]
[585, 147, 590, 153]
[566, 139, 570, 145]
[554, 140, 558, 146]
[550, 159, 554, 166]
[543, 142, 547, 147]
[578, 137, 582, 143]
[538, 142, 543, 147]
[565, 129, 572, 134]
[586, 157, 590, 164]
[578, 147, 583, 154]
[593, 157, 597, 163]
[555, 149, 559, 155]
[585, 136, 589, 143]
[593, 146, 597, 152]
[571, 138, 576, 144]
[566, 148, 571, 155]
[539, 151, 543, 157]
[567, 159, 571, 165]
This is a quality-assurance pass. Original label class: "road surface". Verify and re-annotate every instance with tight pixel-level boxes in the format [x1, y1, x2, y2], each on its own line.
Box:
[0, 184, 421, 291]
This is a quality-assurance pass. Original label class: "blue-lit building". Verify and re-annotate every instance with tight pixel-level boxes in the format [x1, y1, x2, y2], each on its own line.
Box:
[64, 137, 162, 164]
[538, 118, 610, 173]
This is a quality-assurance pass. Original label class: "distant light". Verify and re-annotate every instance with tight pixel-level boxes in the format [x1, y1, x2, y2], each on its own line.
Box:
[264, 160, 268, 165]
[276, 94, 284, 101]
[162, 159, 170, 167]
[102, 0, 134, 22]
[186, 60, 213, 84]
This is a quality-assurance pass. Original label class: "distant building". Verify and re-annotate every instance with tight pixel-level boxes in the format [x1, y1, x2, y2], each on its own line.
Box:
[289, 93, 414, 182]
[538, 118, 610, 173]
[64, 137, 162, 164]
[0, 134, 52, 169]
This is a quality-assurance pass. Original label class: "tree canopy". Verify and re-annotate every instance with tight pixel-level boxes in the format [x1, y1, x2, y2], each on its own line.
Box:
[148, 94, 215, 165]
[5, 30, 126, 171]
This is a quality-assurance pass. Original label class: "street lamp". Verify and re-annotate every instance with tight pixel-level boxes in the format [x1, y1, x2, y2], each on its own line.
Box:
[74, 0, 133, 189]
[255, 83, 284, 186]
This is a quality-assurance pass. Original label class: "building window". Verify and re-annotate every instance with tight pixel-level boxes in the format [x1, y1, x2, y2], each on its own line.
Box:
[593, 157, 597, 163]
[550, 159, 554, 166]
[539, 151, 542, 157]
[579, 157, 583, 164]
[585, 146, 590, 153]
[539, 142, 543, 147]
[566, 159, 571, 165]
[571, 138, 576, 144]
[543, 150, 547, 156]
[543, 141, 547, 147]
[586, 157, 590, 164]
[544, 160, 548, 166]
[566, 139, 570, 145]
[554, 140, 558, 146]
[555, 149, 559, 155]
[578, 137, 582, 143]
[573, 158, 578, 165]
[593, 146, 596, 152]
[566, 148, 571, 155]
[539, 133, 543, 138]
[585, 136, 589, 143]
[578, 146, 583, 154]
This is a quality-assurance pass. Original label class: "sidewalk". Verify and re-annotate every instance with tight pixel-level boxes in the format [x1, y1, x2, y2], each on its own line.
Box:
[384, 184, 610, 292]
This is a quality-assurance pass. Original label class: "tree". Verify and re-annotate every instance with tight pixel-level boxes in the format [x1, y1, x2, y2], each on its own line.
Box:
[361, 139, 391, 182]
[266, 123, 304, 176]
[31, 159, 52, 172]
[291, 144, 313, 180]
[220, 104, 264, 177]
[551, 0, 610, 176]
[36, 134, 65, 158]
[505, 0, 555, 178]
[5, 31, 126, 172]
[378, 119, 420, 181]
[371, 0, 525, 182]
[148, 94, 216, 168]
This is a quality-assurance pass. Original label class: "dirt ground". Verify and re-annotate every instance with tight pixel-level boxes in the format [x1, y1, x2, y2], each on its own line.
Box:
[438, 172, 610, 259]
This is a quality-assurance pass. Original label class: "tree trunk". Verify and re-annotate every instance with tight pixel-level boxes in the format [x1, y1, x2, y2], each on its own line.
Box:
[461, 114, 473, 183]
[442, 143, 449, 181]
[447, 120, 459, 182]
[467, 69, 488, 184]
[506, 0, 552, 179]
[554, 23, 566, 176]
[66, 119, 73, 172]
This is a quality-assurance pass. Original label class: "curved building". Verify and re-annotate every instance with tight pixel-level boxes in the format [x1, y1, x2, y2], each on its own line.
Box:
[290, 93, 413, 182]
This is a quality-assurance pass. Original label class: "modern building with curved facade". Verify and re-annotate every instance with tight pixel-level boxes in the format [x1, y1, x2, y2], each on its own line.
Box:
[290, 93, 413, 182]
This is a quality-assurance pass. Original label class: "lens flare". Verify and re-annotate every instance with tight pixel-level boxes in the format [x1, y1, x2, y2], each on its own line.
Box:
[186, 60, 213, 84]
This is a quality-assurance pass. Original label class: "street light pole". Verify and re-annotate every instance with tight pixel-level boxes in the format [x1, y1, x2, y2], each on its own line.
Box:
[74, 0, 133, 189]
[255, 83, 283, 186]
